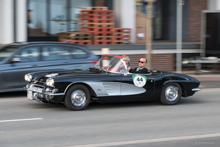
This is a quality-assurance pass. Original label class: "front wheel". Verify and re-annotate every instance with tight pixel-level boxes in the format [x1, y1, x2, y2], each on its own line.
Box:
[64, 84, 91, 110]
[160, 83, 182, 105]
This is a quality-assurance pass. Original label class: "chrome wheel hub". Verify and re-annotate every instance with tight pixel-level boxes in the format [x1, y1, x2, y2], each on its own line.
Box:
[71, 90, 86, 107]
[165, 85, 179, 102]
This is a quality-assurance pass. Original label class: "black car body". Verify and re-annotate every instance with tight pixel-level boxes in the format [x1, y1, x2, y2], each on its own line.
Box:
[25, 55, 201, 110]
[0, 42, 99, 92]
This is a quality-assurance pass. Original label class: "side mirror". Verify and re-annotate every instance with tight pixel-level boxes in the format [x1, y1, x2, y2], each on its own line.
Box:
[10, 57, 21, 63]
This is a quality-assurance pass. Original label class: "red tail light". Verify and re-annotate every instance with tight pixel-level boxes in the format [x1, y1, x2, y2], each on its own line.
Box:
[92, 60, 98, 64]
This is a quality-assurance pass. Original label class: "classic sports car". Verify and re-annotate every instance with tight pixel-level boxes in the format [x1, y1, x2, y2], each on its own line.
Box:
[25, 55, 201, 110]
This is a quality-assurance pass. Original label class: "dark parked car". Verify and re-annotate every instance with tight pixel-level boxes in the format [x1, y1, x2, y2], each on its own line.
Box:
[0, 42, 99, 92]
[25, 55, 201, 110]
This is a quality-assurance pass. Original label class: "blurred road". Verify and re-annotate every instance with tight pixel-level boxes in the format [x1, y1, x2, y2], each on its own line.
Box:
[0, 74, 220, 147]
[188, 74, 220, 89]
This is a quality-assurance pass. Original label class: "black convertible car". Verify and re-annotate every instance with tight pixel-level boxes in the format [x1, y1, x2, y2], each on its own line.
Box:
[25, 55, 201, 110]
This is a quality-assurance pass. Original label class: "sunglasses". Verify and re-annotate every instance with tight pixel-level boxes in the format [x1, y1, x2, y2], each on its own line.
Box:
[139, 61, 145, 63]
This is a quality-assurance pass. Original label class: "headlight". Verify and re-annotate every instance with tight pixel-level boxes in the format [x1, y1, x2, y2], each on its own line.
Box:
[24, 74, 32, 82]
[46, 78, 54, 87]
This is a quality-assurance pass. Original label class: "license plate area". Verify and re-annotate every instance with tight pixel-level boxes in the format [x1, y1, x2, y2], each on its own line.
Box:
[27, 90, 33, 100]
[30, 86, 44, 93]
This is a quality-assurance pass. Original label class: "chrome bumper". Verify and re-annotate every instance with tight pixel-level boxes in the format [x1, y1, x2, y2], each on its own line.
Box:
[45, 92, 65, 96]
[26, 84, 65, 96]
[27, 88, 65, 96]
[192, 88, 201, 92]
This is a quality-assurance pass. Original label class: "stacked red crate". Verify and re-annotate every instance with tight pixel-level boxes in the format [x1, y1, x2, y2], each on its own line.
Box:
[58, 32, 93, 45]
[113, 28, 131, 44]
[80, 8, 115, 45]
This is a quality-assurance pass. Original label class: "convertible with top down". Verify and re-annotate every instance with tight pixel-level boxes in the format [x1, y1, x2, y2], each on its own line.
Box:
[25, 55, 201, 110]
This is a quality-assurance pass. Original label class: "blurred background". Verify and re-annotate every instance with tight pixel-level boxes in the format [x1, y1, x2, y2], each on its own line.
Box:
[0, 0, 220, 73]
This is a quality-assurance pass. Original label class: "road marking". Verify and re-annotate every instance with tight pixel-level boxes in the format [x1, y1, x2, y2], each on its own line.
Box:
[68, 133, 220, 147]
[0, 98, 26, 102]
[0, 118, 43, 123]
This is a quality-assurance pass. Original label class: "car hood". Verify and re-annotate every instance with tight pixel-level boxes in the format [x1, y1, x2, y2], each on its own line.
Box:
[30, 68, 107, 83]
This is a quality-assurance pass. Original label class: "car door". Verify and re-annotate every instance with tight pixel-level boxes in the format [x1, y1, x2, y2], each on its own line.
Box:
[121, 73, 155, 100]
[0, 46, 41, 91]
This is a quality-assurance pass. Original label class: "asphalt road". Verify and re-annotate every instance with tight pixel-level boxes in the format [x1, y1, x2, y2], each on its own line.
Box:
[0, 85, 220, 147]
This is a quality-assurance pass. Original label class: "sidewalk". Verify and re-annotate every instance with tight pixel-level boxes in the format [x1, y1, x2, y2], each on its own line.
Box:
[185, 73, 220, 89]
[188, 74, 220, 81]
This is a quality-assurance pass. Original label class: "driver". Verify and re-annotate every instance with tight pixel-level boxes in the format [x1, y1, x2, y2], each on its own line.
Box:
[129, 57, 148, 73]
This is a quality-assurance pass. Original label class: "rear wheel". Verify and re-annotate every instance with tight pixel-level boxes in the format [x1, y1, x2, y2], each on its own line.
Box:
[160, 83, 182, 105]
[64, 84, 91, 110]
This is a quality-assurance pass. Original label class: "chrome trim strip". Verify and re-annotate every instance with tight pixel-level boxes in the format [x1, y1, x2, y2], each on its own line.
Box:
[47, 93, 65, 96]
[64, 82, 147, 97]
[64, 82, 79, 93]
[192, 88, 201, 92]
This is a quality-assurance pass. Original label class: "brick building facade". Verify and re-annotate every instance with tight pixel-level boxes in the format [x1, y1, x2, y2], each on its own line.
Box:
[127, 54, 175, 71]
[188, 0, 207, 41]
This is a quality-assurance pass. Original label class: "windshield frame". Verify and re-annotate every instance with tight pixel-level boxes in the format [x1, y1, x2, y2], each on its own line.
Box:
[94, 55, 128, 74]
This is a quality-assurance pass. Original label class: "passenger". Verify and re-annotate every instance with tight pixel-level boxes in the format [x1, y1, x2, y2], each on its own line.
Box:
[129, 57, 148, 73]
[122, 55, 132, 70]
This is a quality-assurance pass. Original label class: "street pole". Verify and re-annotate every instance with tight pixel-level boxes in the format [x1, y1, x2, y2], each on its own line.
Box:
[146, 0, 154, 70]
[176, 0, 183, 73]
[200, 11, 206, 57]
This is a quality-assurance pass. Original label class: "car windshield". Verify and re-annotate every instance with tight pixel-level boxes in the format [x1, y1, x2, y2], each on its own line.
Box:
[0, 46, 18, 61]
[94, 56, 127, 73]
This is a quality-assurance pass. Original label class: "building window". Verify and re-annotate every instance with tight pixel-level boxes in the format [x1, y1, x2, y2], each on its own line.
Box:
[27, 0, 92, 38]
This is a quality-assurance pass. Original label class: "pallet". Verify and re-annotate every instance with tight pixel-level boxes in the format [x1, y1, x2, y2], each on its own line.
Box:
[80, 23, 94, 27]
[80, 27, 94, 32]
[94, 36, 113, 40]
[59, 39, 82, 44]
[81, 40, 93, 45]
[114, 28, 131, 33]
[81, 10, 114, 15]
[93, 32, 113, 36]
[113, 36, 131, 41]
[93, 15, 114, 19]
[81, 19, 114, 23]
[94, 28, 113, 32]
[114, 41, 131, 44]
[93, 10, 114, 15]
[80, 23, 115, 28]
[81, 10, 94, 15]
[80, 7, 108, 10]
[58, 32, 93, 37]
[81, 28, 114, 33]
[94, 40, 113, 45]
[80, 14, 94, 19]
[114, 32, 130, 36]
[59, 36, 93, 40]
[59, 39, 92, 45]
[81, 15, 113, 19]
